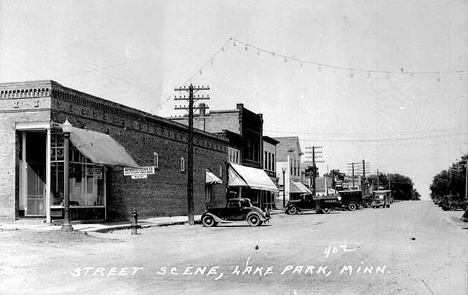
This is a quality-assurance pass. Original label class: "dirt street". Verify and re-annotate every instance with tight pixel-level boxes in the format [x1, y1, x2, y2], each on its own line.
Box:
[1, 201, 467, 295]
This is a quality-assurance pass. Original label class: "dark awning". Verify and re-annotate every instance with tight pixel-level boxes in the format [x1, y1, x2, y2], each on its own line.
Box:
[228, 163, 278, 192]
[68, 127, 139, 167]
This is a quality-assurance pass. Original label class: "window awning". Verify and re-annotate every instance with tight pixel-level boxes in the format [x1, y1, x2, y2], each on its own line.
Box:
[291, 181, 312, 194]
[68, 127, 139, 167]
[206, 170, 222, 185]
[228, 163, 279, 192]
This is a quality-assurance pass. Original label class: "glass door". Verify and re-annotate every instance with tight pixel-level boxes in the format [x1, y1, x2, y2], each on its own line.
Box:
[26, 164, 46, 216]
[19, 131, 47, 216]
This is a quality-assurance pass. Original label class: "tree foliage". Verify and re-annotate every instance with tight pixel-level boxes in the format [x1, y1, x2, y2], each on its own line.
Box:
[366, 173, 418, 201]
[430, 154, 467, 200]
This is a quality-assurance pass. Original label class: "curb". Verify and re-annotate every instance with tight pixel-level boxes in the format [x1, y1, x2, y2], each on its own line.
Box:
[89, 220, 202, 233]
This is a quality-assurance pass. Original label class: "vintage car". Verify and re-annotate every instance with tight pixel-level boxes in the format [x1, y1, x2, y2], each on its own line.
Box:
[201, 198, 270, 227]
[285, 194, 341, 215]
[439, 195, 468, 211]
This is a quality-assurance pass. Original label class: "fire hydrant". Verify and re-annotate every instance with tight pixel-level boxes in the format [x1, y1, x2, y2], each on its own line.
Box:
[131, 208, 139, 235]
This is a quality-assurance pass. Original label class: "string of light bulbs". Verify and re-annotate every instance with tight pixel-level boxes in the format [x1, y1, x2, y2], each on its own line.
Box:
[228, 37, 467, 77]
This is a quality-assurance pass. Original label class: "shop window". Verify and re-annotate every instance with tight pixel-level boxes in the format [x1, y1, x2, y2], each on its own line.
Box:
[180, 157, 186, 172]
[153, 152, 159, 168]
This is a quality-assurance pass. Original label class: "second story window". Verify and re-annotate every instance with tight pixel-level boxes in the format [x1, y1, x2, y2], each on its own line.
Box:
[180, 157, 185, 172]
[153, 152, 159, 168]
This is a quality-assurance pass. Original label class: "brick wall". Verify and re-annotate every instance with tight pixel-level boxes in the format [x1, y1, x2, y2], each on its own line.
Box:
[0, 80, 228, 222]
[49, 82, 228, 221]
[0, 109, 51, 222]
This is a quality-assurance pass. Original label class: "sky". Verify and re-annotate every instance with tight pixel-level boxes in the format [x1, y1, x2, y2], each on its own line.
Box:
[1, 0, 467, 199]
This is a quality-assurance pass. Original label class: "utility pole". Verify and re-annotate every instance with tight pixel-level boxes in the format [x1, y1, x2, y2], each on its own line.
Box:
[174, 84, 210, 225]
[305, 146, 323, 196]
[347, 162, 359, 189]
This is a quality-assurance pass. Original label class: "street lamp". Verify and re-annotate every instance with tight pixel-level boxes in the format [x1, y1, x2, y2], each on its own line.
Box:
[61, 119, 73, 231]
[282, 167, 286, 208]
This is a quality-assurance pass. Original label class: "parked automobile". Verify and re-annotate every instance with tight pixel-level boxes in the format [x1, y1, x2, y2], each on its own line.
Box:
[285, 194, 341, 215]
[372, 190, 393, 208]
[201, 198, 270, 227]
[439, 195, 468, 211]
[337, 190, 363, 211]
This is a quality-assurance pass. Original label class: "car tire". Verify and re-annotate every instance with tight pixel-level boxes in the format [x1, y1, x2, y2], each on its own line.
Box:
[297, 208, 304, 215]
[348, 202, 357, 211]
[449, 204, 457, 211]
[247, 214, 262, 226]
[287, 206, 298, 215]
[322, 208, 331, 214]
[201, 215, 217, 227]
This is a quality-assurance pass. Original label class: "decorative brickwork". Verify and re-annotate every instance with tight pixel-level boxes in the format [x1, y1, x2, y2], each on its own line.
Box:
[0, 80, 228, 222]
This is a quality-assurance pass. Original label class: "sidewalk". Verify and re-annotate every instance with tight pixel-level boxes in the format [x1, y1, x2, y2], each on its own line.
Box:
[0, 209, 284, 233]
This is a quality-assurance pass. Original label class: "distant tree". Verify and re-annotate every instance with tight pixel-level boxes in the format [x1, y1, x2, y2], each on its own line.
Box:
[429, 154, 467, 200]
[367, 173, 417, 200]
[411, 189, 421, 201]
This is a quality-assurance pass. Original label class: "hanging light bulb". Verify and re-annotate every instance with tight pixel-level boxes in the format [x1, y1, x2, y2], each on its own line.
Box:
[350, 71, 354, 78]
[257, 50, 260, 56]
[437, 75, 441, 82]
[233, 41, 236, 46]
[245, 46, 248, 51]
[459, 74, 463, 80]
[221, 47, 225, 52]
[210, 59, 213, 66]
[199, 69, 203, 75]
[367, 72, 371, 78]
[284, 57, 288, 62]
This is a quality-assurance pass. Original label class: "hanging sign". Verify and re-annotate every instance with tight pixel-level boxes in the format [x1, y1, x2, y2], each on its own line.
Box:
[124, 166, 155, 176]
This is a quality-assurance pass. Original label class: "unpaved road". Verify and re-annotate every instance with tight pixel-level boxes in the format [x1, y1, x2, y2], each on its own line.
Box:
[1, 201, 467, 295]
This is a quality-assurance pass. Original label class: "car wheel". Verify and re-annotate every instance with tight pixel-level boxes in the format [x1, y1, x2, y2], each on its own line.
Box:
[322, 208, 331, 214]
[348, 202, 357, 211]
[287, 206, 298, 215]
[201, 215, 217, 227]
[247, 214, 262, 226]
[297, 208, 304, 215]
[449, 204, 457, 211]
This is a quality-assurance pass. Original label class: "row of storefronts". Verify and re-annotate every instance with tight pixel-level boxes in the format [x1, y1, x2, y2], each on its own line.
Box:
[0, 80, 282, 223]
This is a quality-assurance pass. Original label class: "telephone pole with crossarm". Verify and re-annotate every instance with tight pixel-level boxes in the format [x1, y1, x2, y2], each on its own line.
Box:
[174, 84, 210, 225]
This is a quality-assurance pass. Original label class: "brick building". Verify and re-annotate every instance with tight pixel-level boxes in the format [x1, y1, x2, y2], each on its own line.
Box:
[0, 80, 228, 223]
[171, 103, 278, 207]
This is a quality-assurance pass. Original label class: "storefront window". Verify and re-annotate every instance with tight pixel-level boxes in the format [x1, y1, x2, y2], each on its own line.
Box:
[50, 134, 105, 208]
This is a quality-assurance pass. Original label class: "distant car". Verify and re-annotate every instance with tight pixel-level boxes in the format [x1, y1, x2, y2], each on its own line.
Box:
[201, 198, 270, 227]
[285, 194, 341, 215]
[439, 195, 468, 211]
[372, 190, 392, 208]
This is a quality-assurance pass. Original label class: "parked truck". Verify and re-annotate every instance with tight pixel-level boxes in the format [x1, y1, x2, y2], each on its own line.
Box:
[285, 194, 341, 215]
[337, 190, 363, 211]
